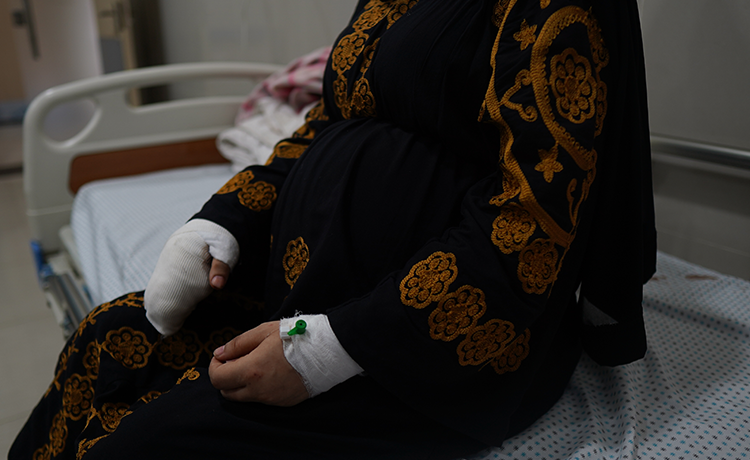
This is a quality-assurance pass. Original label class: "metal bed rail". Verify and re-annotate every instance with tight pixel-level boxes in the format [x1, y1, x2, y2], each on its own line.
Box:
[651, 134, 750, 179]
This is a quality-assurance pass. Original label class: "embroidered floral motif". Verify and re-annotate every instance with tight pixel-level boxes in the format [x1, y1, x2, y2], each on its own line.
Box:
[331, 0, 419, 118]
[156, 329, 202, 370]
[283, 237, 310, 289]
[457, 319, 516, 366]
[518, 239, 559, 294]
[514, 19, 537, 50]
[428, 286, 487, 341]
[535, 143, 564, 183]
[49, 412, 68, 457]
[239, 181, 277, 211]
[102, 327, 153, 370]
[217, 171, 278, 211]
[32, 445, 51, 460]
[97, 403, 132, 433]
[62, 374, 94, 421]
[550, 48, 597, 124]
[491, 203, 537, 255]
[46, 343, 78, 397]
[217, 170, 254, 194]
[491, 328, 531, 374]
[72, 292, 143, 345]
[82, 341, 101, 380]
[400, 252, 459, 309]
[176, 367, 201, 385]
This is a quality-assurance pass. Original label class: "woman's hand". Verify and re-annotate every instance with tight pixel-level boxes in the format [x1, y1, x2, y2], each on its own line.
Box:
[208, 321, 310, 406]
[208, 258, 231, 289]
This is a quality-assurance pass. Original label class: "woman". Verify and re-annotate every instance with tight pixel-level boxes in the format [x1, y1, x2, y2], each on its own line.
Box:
[11, 0, 655, 458]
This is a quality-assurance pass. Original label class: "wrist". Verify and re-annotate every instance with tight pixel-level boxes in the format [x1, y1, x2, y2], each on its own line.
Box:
[280, 314, 364, 397]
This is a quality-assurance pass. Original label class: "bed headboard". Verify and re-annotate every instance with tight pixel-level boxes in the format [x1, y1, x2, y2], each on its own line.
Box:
[23, 62, 282, 253]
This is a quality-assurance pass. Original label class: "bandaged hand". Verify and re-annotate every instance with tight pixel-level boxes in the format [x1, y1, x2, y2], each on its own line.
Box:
[144, 219, 239, 336]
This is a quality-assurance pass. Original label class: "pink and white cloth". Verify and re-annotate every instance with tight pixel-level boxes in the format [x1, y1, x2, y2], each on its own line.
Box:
[235, 46, 331, 123]
[217, 47, 331, 172]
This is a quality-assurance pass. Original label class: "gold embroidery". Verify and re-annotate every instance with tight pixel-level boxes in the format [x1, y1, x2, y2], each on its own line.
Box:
[514, 20, 537, 50]
[71, 292, 143, 346]
[139, 390, 162, 404]
[217, 170, 254, 194]
[176, 367, 201, 385]
[489, 165, 521, 207]
[491, 203, 537, 254]
[50, 411, 68, 456]
[82, 341, 101, 380]
[102, 327, 153, 370]
[500, 70, 538, 123]
[491, 328, 531, 374]
[239, 181, 277, 211]
[550, 48, 597, 124]
[492, 0, 513, 28]
[529, 6, 607, 172]
[483, 5, 609, 294]
[32, 445, 51, 460]
[77, 435, 108, 460]
[62, 374, 94, 421]
[457, 319, 516, 366]
[272, 142, 306, 162]
[98, 402, 132, 433]
[156, 329, 202, 370]
[400, 252, 458, 309]
[428, 286, 487, 342]
[46, 343, 78, 397]
[266, 101, 329, 164]
[331, 0, 418, 118]
[535, 143, 564, 182]
[217, 171, 278, 211]
[33, 411, 71, 458]
[518, 239, 559, 294]
[283, 237, 310, 289]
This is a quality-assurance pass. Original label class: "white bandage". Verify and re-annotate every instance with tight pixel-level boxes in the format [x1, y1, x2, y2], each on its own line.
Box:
[144, 219, 239, 336]
[280, 315, 364, 397]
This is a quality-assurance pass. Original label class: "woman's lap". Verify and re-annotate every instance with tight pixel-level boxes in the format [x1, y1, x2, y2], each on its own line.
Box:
[10, 292, 486, 460]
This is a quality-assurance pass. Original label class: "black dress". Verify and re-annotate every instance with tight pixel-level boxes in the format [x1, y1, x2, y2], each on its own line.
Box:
[10, 0, 655, 459]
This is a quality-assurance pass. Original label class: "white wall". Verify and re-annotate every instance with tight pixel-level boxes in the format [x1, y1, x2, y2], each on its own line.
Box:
[8, 0, 102, 140]
[157, 0, 353, 99]
[640, 1, 750, 279]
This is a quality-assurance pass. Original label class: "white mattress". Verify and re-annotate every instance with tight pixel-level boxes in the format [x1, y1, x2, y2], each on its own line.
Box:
[71, 164, 234, 306]
[71, 171, 750, 459]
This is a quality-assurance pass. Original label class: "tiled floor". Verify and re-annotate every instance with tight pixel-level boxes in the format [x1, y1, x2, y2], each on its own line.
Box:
[0, 126, 65, 457]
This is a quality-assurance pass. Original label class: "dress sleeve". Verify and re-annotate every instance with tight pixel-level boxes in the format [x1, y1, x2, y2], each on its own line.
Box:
[326, 2, 638, 445]
[192, 102, 332, 262]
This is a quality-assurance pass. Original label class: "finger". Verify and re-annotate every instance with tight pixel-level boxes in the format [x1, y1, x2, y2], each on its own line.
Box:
[209, 356, 254, 391]
[214, 322, 277, 361]
[209, 258, 231, 289]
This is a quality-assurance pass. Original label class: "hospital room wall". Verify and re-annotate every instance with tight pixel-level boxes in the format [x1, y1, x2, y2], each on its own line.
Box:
[640, 1, 750, 280]
[156, 0, 353, 99]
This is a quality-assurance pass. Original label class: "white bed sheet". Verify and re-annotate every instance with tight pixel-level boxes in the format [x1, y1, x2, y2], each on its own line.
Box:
[471, 252, 750, 460]
[71, 164, 234, 306]
[71, 172, 750, 458]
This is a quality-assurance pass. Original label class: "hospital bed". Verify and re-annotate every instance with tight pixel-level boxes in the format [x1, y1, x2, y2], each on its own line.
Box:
[23, 65, 750, 459]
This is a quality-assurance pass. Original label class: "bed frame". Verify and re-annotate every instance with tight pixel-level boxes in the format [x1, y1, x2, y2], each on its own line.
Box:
[23, 62, 281, 335]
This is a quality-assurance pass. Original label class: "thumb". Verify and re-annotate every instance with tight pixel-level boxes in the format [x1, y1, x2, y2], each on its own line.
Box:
[209, 258, 231, 289]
